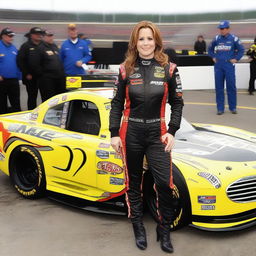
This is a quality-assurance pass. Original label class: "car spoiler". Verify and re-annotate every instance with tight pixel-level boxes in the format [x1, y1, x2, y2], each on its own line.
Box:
[66, 69, 118, 89]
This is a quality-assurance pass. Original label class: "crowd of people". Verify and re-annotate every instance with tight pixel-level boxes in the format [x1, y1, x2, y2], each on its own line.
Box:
[0, 23, 92, 114]
[0, 20, 255, 116]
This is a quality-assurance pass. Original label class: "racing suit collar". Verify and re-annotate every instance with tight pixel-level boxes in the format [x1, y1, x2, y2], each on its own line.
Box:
[138, 57, 155, 66]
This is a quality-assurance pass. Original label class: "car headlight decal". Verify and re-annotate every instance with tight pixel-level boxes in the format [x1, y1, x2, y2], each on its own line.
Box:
[197, 172, 221, 188]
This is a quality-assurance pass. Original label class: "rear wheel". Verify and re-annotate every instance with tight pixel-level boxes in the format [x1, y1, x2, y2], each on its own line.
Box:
[9, 145, 46, 199]
[144, 165, 191, 230]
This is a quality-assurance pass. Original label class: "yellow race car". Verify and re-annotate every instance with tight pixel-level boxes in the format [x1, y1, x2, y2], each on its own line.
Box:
[1, 88, 256, 231]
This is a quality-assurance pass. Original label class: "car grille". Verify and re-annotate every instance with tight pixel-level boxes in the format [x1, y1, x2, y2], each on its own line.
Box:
[227, 176, 256, 203]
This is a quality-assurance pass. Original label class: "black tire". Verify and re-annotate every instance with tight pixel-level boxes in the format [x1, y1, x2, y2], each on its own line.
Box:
[144, 165, 191, 230]
[9, 145, 46, 199]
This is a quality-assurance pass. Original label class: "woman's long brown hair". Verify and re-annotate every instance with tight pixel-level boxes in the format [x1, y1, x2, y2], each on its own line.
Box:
[124, 21, 169, 76]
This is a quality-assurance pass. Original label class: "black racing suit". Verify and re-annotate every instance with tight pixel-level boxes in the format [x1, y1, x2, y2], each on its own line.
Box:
[17, 40, 42, 110]
[30, 41, 66, 102]
[247, 44, 256, 93]
[109, 58, 184, 226]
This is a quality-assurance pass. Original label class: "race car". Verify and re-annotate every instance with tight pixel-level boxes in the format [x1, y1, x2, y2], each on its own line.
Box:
[1, 88, 256, 231]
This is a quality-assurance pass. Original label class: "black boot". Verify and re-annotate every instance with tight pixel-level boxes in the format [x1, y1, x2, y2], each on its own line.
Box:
[132, 222, 147, 250]
[156, 224, 174, 253]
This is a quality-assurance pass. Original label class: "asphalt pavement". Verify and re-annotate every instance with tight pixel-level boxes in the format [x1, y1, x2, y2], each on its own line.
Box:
[0, 87, 256, 256]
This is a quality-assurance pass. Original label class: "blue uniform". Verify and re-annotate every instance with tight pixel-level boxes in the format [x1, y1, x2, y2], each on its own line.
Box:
[0, 40, 20, 79]
[208, 33, 244, 112]
[60, 38, 92, 75]
[0, 40, 21, 114]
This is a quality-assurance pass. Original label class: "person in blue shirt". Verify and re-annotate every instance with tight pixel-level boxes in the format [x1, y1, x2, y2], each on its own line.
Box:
[208, 20, 244, 115]
[60, 24, 92, 76]
[0, 28, 21, 114]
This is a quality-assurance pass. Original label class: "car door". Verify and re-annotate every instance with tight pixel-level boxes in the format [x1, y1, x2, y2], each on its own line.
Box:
[41, 99, 102, 192]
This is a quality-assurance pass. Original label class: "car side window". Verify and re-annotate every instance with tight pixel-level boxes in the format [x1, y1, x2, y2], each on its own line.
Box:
[43, 103, 65, 127]
[66, 100, 101, 135]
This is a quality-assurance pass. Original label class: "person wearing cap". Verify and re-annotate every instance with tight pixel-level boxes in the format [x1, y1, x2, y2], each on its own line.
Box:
[246, 37, 256, 95]
[30, 30, 66, 101]
[208, 20, 244, 115]
[0, 28, 21, 114]
[60, 23, 92, 76]
[17, 27, 44, 110]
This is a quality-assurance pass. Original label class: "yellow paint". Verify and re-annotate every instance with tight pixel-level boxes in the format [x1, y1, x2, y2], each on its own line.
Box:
[66, 76, 115, 89]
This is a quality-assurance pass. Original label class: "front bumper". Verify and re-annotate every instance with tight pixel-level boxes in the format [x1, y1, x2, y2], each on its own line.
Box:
[191, 208, 256, 231]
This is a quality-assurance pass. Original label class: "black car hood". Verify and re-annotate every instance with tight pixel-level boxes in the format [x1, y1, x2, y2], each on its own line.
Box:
[174, 129, 256, 162]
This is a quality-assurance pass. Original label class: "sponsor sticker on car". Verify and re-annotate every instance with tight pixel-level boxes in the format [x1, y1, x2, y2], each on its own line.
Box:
[66, 77, 82, 88]
[110, 177, 124, 185]
[201, 205, 215, 210]
[96, 150, 110, 159]
[198, 196, 216, 204]
[98, 143, 110, 148]
[97, 161, 123, 175]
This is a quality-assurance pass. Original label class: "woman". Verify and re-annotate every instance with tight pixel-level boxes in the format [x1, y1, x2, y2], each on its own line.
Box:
[109, 21, 183, 253]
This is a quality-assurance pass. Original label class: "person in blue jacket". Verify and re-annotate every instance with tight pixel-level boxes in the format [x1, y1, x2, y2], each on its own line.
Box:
[60, 24, 92, 76]
[0, 28, 21, 114]
[208, 20, 244, 115]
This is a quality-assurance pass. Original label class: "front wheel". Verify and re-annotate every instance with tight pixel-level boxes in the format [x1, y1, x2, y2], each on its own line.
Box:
[144, 165, 191, 230]
[9, 145, 46, 199]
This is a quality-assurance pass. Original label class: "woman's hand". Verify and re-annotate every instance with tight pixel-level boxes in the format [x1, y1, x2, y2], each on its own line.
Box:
[161, 133, 175, 152]
[111, 136, 123, 153]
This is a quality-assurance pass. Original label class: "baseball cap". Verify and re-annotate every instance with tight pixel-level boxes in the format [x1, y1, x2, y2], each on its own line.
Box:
[45, 30, 54, 36]
[29, 27, 45, 34]
[25, 27, 45, 37]
[68, 23, 77, 30]
[218, 20, 230, 29]
[0, 28, 15, 37]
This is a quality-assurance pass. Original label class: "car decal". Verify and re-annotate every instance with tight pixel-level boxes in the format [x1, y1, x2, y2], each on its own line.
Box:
[0, 122, 11, 152]
[53, 146, 86, 177]
[98, 143, 110, 148]
[97, 161, 123, 175]
[53, 145, 73, 171]
[72, 148, 87, 177]
[96, 150, 109, 159]
[201, 205, 215, 210]
[110, 177, 124, 185]
[0, 152, 5, 161]
[175, 131, 256, 161]
[37, 146, 54, 151]
[7, 124, 83, 141]
[3, 136, 42, 153]
[198, 196, 216, 204]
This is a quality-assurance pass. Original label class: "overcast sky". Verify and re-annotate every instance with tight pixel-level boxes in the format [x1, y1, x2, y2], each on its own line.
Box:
[1, 0, 256, 14]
